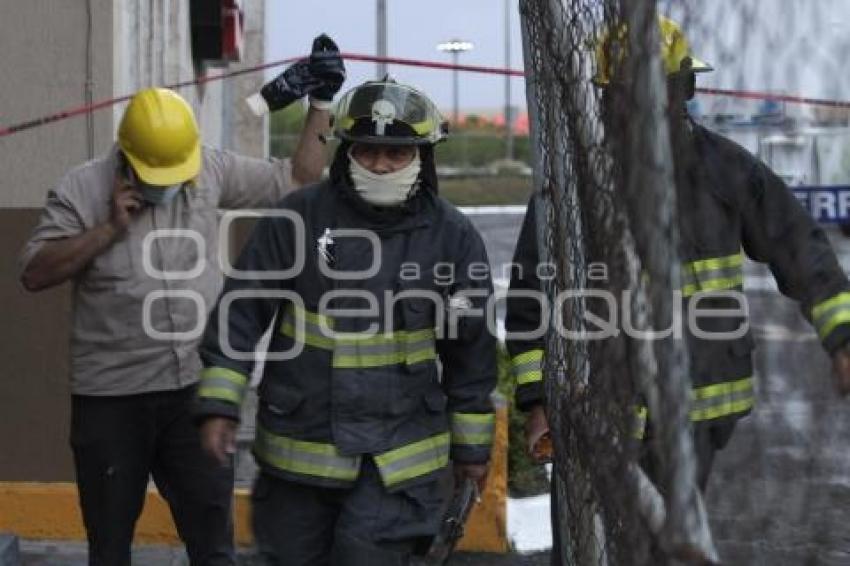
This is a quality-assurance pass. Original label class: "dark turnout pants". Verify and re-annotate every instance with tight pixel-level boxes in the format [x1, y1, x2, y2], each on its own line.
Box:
[70, 385, 235, 566]
[252, 458, 445, 566]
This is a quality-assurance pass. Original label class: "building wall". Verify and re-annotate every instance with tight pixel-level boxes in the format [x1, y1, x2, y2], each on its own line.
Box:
[0, 0, 266, 481]
[0, 0, 114, 482]
[224, 0, 269, 158]
[0, 0, 114, 209]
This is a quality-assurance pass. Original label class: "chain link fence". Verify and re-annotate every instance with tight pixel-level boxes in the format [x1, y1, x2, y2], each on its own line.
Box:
[519, 0, 850, 564]
[514, 0, 850, 564]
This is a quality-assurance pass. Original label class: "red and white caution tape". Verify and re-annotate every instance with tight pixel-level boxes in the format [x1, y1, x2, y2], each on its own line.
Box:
[2, 52, 848, 139]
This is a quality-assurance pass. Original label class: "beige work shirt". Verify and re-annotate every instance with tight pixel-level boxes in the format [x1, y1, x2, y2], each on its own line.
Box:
[19, 145, 296, 395]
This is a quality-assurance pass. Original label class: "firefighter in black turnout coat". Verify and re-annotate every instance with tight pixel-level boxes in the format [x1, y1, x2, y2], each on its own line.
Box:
[506, 16, 850, 562]
[196, 79, 496, 566]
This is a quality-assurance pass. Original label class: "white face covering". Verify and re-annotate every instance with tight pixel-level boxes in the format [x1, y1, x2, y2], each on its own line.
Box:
[348, 147, 422, 207]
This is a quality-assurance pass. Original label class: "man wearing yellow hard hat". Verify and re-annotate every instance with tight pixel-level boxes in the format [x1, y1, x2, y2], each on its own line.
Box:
[505, 15, 850, 564]
[18, 35, 345, 565]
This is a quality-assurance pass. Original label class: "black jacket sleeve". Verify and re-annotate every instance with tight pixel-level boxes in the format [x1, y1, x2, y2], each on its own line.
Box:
[737, 154, 850, 353]
[195, 211, 298, 422]
[436, 217, 498, 464]
[505, 197, 547, 411]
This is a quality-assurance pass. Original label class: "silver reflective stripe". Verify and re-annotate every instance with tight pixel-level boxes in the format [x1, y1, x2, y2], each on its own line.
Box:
[374, 433, 451, 487]
[681, 253, 744, 297]
[681, 264, 742, 288]
[279, 304, 438, 367]
[633, 376, 754, 438]
[333, 338, 436, 357]
[198, 367, 248, 404]
[199, 377, 244, 403]
[332, 329, 437, 369]
[334, 341, 406, 356]
[513, 359, 541, 377]
[451, 413, 495, 445]
[511, 349, 543, 385]
[689, 377, 754, 422]
[279, 305, 335, 350]
[254, 425, 361, 482]
[633, 407, 648, 440]
[811, 292, 850, 340]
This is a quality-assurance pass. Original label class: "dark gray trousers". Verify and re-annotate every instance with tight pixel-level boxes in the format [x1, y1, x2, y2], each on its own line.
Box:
[252, 458, 445, 566]
[70, 385, 235, 566]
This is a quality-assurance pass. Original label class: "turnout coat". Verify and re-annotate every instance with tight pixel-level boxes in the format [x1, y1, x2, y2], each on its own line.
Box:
[506, 123, 850, 438]
[197, 179, 497, 491]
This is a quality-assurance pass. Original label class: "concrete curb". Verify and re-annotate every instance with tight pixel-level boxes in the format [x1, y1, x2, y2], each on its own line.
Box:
[0, 534, 20, 566]
[0, 406, 508, 554]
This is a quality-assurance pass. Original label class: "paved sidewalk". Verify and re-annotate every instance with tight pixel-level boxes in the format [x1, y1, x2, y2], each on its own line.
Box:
[19, 540, 549, 565]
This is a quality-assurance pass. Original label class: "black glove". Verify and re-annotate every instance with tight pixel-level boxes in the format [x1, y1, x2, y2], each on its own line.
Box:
[254, 59, 322, 114]
[308, 34, 346, 107]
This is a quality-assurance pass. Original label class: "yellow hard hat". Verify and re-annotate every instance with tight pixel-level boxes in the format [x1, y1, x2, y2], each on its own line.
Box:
[594, 15, 713, 86]
[118, 88, 201, 186]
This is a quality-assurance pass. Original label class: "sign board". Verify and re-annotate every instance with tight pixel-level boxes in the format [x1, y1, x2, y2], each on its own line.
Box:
[792, 186, 850, 223]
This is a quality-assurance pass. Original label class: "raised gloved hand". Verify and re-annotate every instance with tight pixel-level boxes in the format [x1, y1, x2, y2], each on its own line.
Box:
[246, 59, 321, 116]
[245, 34, 345, 116]
[307, 34, 346, 110]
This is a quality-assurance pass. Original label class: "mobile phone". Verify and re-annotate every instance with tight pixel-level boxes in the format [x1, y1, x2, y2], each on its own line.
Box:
[116, 153, 137, 187]
[123, 163, 136, 186]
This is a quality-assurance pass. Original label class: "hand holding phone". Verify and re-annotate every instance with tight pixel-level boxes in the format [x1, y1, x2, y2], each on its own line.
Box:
[110, 164, 144, 233]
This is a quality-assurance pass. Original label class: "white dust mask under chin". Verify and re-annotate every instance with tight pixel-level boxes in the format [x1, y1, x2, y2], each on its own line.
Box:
[348, 148, 422, 207]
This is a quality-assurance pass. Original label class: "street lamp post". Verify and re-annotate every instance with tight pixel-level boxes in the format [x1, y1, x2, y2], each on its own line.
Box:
[376, 0, 387, 78]
[437, 39, 473, 127]
[504, 0, 514, 161]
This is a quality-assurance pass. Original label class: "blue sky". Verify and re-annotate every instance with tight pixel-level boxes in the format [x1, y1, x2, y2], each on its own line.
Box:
[266, 1, 850, 114]
[265, 0, 526, 113]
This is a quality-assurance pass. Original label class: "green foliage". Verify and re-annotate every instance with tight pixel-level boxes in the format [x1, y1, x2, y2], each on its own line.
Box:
[435, 134, 532, 167]
[267, 111, 532, 204]
[268, 107, 531, 170]
[439, 176, 532, 206]
[270, 102, 307, 134]
[269, 104, 308, 159]
[497, 345, 550, 498]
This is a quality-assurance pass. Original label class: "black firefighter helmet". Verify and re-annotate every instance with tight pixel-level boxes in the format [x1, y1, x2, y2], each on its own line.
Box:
[333, 78, 448, 146]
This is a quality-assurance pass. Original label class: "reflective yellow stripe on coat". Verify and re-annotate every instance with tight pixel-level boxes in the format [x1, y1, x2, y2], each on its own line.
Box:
[681, 252, 744, 297]
[198, 366, 248, 405]
[279, 304, 437, 368]
[254, 428, 452, 488]
[254, 425, 361, 482]
[451, 412, 495, 446]
[634, 377, 755, 439]
[812, 291, 850, 341]
[332, 329, 437, 368]
[511, 349, 543, 386]
[374, 433, 451, 488]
